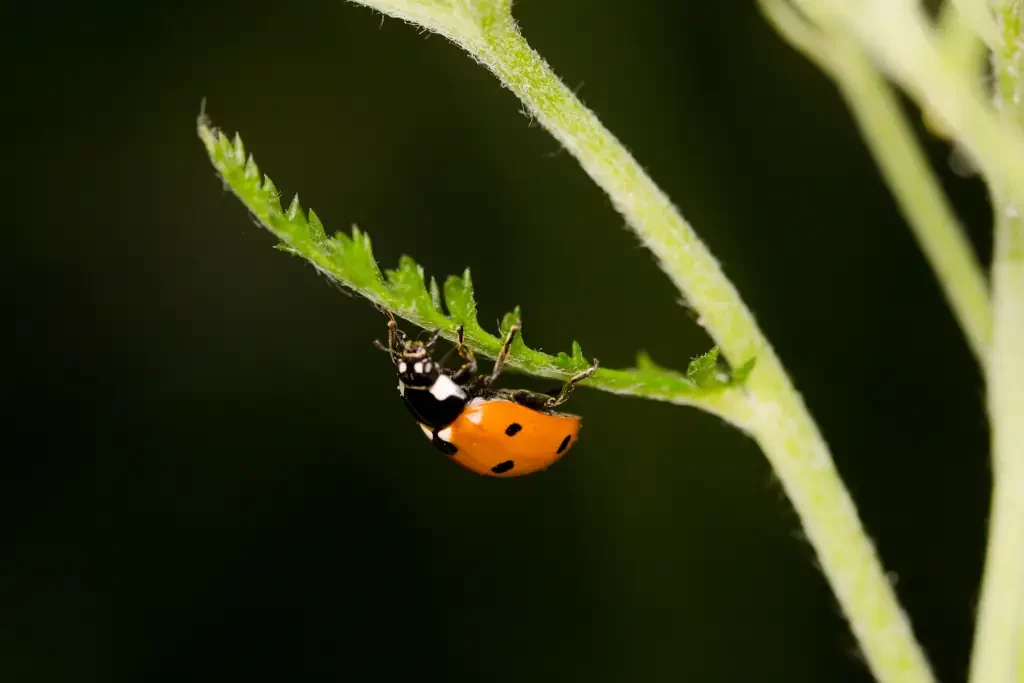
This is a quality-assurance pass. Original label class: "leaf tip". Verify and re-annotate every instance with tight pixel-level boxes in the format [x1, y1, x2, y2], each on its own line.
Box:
[429, 276, 443, 313]
[731, 356, 757, 384]
[286, 193, 303, 221]
[231, 132, 245, 165]
[243, 154, 259, 180]
[571, 340, 584, 361]
[635, 349, 657, 370]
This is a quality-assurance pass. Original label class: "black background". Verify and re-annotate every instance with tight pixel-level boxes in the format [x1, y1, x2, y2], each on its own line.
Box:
[3, 1, 991, 681]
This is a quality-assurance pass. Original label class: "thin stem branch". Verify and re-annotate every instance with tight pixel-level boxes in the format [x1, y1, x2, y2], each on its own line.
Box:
[972, 197, 1024, 683]
[970, 3, 1024, 682]
[760, 0, 991, 363]
[341, 2, 936, 680]
[798, 0, 1024, 213]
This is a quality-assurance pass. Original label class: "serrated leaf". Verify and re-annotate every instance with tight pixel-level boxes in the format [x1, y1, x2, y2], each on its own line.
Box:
[286, 193, 303, 222]
[553, 340, 589, 372]
[570, 340, 585, 363]
[386, 255, 428, 298]
[443, 269, 479, 328]
[198, 114, 756, 424]
[686, 346, 721, 385]
[360, 235, 386, 287]
[429, 276, 443, 314]
[243, 154, 260, 181]
[635, 349, 661, 371]
[498, 307, 521, 336]
[262, 176, 282, 214]
[307, 209, 328, 247]
[231, 132, 246, 165]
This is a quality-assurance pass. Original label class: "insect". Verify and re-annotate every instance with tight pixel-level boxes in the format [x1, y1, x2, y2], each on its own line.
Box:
[375, 313, 598, 477]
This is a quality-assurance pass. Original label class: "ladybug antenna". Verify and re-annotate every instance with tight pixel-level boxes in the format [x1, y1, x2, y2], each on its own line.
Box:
[422, 328, 443, 349]
[373, 338, 398, 359]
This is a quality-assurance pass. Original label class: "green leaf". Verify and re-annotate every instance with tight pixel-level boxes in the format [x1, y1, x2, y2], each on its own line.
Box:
[635, 349, 664, 371]
[198, 114, 756, 425]
[443, 270, 480, 330]
[686, 346, 722, 385]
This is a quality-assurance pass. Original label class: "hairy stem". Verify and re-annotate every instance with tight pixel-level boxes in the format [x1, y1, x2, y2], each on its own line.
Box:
[970, 3, 1024, 682]
[480, 22, 934, 683]
[761, 0, 991, 363]
[343, 3, 936, 680]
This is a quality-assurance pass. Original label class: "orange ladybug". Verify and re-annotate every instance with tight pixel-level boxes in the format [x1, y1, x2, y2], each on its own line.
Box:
[375, 314, 597, 477]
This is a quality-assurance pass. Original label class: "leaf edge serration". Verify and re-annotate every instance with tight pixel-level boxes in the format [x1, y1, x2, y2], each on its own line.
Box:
[197, 113, 755, 400]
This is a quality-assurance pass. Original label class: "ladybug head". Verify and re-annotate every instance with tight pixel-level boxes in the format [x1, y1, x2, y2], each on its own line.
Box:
[375, 316, 444, 389]
[394, 339, 442, 388]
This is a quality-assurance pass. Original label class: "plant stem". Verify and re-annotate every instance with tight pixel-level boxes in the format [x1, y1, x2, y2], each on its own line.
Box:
[761, 0, 991, 364]
[471, 20, 934, 683]
[804, 0, 1024, 214]
[951, 0, 1000, 48]
[823, 53, 992, 363]
[972, 197, 1024, 683]
[970, 3, 1024, 682]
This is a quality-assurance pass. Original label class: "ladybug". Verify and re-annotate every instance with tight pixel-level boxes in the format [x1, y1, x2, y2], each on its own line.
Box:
[375, 313, 598, 477]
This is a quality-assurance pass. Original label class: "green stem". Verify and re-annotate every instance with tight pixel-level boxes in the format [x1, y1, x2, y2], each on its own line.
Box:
[480, 23, 934, 683]
[972, 198, 1024, 683]
[391, 9, 934, 682]
[970, 4, 1024, 682]
[477, 33, 761, 365]
[937, 0, 989, 79]
[803, 0, 1024, 213]
[831, 54, 992, 362]
[761, 0, 991, 364]
[951, 0, 1000, 48]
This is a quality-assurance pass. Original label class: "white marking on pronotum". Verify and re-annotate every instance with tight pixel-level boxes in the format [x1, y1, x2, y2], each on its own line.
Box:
[423, 362, 432, 373]
[464, 398, 487, 424]
[429, 375, 466, 401]
[414, 361, 423, 374]
[398, 361, 407, 373]
[437, 426, 453, 442]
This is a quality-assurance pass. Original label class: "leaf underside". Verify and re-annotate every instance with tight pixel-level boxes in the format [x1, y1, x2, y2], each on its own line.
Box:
[198, 114, 754, 399]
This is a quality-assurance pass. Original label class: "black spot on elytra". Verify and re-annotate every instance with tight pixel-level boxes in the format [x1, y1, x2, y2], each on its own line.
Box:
[491, 460, 515, 474]
[432, 433, 458, 456]
[504, 423, 523, 436]
[556, 435, 572, 454]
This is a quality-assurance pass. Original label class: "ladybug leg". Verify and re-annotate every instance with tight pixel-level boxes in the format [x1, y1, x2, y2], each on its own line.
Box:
[373, 315, 404, 358]
[544, 360, 600, 408]
[473, 323, 520, 391]
[422, 327, 443, 349]
[489, 323, 520, 383]
[499, 388, 552, 411]
[449, 325, 478, 384]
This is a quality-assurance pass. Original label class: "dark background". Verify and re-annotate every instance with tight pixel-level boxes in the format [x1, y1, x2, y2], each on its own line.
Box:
[3, 1, 991, 681]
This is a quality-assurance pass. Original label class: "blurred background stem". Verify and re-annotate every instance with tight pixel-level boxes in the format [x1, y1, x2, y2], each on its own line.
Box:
[805, 0, 1024, 212]
[970, 3, 1024, 682]
[760, 0, 992, 364]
